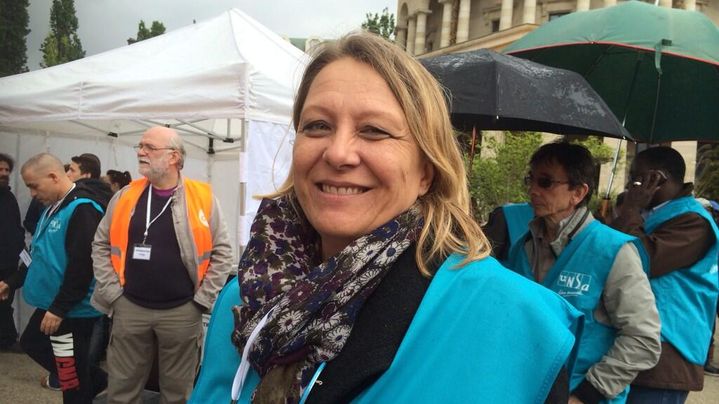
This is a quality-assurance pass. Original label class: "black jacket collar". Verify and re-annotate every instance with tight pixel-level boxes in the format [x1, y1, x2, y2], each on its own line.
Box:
[306, 245, 431, 403]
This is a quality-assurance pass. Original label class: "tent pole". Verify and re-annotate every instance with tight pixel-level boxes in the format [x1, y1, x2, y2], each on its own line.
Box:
[139, 119, 217, 138]
[70, 120, 112, 136]
[237, 119, 249, 260]
[177, 118, 229, 140]
[13, 134, 21, 193]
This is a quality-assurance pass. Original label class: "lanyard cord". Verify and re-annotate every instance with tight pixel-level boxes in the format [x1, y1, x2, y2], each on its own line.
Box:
[231, 306, 276, 403]
[143, 184, 173, 244]
[39, 183, 77, 231]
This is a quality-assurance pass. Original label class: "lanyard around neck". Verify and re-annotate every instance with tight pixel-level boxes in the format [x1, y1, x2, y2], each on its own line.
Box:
[143, 184, 173, 243]
[231, 306, 276, 403]
[44, 183, 76, 221]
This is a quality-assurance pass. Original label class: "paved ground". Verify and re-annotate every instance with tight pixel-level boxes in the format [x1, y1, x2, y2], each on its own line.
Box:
[1, 346, 718, 403]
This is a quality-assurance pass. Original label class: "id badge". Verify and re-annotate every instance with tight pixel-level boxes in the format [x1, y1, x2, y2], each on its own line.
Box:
[132, 244, 152, 261]
[19, 249, 32, 267]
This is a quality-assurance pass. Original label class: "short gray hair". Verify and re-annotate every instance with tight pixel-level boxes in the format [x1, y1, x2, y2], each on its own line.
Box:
[167, 133, 186, 169]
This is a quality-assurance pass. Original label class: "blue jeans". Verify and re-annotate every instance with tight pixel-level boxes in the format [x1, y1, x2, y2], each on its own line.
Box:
[627, 386, 689, 404]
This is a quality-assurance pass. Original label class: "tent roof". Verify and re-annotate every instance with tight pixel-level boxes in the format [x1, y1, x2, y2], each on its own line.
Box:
[0, 8, 308, 128]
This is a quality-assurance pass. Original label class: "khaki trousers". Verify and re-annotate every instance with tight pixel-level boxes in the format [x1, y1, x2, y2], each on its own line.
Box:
[107, 296, 202, 404]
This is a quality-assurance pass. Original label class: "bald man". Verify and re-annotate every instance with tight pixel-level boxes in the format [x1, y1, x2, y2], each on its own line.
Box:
[92, 127, 232, 403]
[0, 152, 108, 403]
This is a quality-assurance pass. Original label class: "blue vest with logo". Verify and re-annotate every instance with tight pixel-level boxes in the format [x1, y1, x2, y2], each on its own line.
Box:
[507, 220, 645, 403]
[24, 198, 103, 318]
[501, 203, 534, 265]
[643, 196, 719, 365]
[191, 254, 582, 404]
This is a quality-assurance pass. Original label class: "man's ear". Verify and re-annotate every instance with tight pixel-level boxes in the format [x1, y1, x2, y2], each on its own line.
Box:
[571, 183, 590, 206]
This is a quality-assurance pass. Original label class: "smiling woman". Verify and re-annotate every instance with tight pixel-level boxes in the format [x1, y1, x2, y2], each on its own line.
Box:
[192, 32, 584, 404]
[292, 57, 434, 259]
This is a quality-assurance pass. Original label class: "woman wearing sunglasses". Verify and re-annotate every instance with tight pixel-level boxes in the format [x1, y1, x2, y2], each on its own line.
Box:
[505, 142, 661, 404]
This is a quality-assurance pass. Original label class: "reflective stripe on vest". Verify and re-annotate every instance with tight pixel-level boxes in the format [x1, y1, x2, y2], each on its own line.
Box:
[109, 177, 214, 286]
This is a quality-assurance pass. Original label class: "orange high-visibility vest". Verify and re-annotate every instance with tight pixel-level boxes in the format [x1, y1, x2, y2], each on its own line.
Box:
[109, 177, 213, 286]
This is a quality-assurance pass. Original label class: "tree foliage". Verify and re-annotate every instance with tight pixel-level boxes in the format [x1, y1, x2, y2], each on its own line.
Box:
[40, 0, 84, 68]
[570, 136, 615, 165]
[572, 136, 620, 205]
[127, 20, 166, 45]
[0, 0, 31, 76]
[695, 143, 719, 200]
[361, 7, 395, 40]
[468, 133, 618, 222]
[470, 132, 542, 222]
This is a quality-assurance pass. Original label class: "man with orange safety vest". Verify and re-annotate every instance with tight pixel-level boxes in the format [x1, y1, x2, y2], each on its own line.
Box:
[91, 126, 233, 403]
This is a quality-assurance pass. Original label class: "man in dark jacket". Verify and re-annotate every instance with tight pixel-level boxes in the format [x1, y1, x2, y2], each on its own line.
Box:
[0, 153, 109, 403]
[0, 153, 25, 350]
[67, 153, 113, 208]
[610, 146, 719, 403]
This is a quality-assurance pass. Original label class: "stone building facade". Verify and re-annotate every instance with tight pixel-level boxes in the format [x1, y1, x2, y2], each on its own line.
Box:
[394, 0, 719, 195]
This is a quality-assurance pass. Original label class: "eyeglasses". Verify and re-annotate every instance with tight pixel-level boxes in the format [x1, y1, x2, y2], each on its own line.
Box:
[133, 143, 175, 153]
[524, 175, 571, 189]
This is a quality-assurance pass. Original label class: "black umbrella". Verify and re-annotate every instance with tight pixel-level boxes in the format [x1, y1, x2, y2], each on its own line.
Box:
[421, 49, 632, 140]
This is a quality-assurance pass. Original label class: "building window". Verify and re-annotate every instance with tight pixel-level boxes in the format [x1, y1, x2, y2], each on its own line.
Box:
[491, 19, 500, 32]
[549, 12, 570, 21]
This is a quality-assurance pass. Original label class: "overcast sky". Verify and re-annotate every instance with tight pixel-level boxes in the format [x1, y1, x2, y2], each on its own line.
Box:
[26, 0, 395, 70]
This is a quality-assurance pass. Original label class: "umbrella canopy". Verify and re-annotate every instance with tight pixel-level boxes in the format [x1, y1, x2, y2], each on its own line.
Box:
[504, 1, 719, 144]
[421, 49, 631, 139]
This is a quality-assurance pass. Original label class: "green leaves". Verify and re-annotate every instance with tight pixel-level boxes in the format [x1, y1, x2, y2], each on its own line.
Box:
[361, 7, 395, 40]
[128, 20, 166, 45]
[40, 0, 84, 68]
[469, 132, 542, 222]
[0, 0, 31, 76]
[467, 132, 620, 222]
[695, 143, 719, 200]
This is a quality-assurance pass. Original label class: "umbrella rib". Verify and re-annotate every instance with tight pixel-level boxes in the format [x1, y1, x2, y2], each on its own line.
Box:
[649, 73, 662, 144]
[583, 51, 604, 79]
[620, 53, 644, 127]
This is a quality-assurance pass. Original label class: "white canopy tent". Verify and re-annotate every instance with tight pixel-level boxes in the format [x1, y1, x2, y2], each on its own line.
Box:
[0, 7, 308, 258]
[0, 9, 307, 328]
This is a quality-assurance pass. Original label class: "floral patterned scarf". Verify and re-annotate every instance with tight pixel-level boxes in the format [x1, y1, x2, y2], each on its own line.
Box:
[232, 196, 422, 403]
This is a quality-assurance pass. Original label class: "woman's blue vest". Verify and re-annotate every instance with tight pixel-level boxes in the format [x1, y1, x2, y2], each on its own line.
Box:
[506, 220, 646, 404]
[24, 198, 103, 318]
[642, 196, 719, 365]
[501, 203, 534, 266]
[191, 255, 582, 404]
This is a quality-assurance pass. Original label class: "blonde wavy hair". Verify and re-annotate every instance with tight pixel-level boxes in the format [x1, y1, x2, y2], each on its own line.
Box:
[271, 32, 491, 276]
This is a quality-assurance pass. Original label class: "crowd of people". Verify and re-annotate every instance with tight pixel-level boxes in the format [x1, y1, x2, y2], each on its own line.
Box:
[0, 32, 717, 404]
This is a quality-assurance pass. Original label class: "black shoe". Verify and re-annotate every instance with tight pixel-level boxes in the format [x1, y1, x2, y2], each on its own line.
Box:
[705, 363, 719, 377]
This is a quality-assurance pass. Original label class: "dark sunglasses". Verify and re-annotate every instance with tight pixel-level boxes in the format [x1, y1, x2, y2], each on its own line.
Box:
[524, 175, 570, 189]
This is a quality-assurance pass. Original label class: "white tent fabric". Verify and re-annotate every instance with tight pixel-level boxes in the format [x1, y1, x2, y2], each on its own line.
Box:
[0, 7, 307, 254]
[0, 8, 307, 125]
[0, 9, 306, 329]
